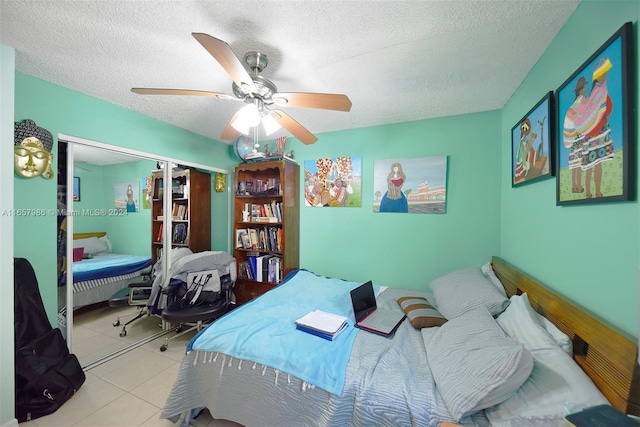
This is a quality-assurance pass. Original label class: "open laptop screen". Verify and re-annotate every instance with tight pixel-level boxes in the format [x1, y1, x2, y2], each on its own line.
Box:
[350, 281, 377, 323]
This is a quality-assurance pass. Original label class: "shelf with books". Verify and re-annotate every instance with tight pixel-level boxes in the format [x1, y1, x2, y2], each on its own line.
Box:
[233, 159, 299, 305]
[150, 168, 211, 265]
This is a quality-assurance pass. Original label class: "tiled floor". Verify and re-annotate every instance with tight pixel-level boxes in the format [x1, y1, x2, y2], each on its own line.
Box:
[19, 304, 241, 427]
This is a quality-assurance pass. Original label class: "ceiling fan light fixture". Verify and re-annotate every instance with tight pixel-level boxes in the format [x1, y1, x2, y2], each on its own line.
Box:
[232, 103, 260, 134]
[261, 112, 281, 135]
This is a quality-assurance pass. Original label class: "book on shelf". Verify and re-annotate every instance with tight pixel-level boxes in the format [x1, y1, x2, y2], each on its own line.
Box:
[295, 310, 348, 341]
[156, 223, 163, 242]
[171, 203, 188, 220]
[239, 260, 254, 279]
[172, 223, 188, 244]
[248, 229, 259, 250]
[564, 404, 638, 427]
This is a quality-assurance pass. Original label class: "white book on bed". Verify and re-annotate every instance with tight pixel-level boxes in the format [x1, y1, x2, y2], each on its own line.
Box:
[295, 310, 348, 335]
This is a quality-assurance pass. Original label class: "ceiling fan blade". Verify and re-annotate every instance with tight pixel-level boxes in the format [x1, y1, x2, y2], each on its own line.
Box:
[131, 88, 236, 100]
[271, 110, 318, 145]
[220, 110, 242, 141]
[272, 92, 352, 112]
[192, 33, 258, 94]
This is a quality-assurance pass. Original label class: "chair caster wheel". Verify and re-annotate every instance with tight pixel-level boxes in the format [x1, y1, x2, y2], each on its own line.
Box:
[160, 344, 167, 352]
[120, 330, 127, 337]
[175, 326, 183, 333]
[113, 320, 120, 327]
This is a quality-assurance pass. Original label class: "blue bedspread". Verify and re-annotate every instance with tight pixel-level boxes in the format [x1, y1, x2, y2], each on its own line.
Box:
[188, 270, 374, 395]
[73, 254, 151, 282]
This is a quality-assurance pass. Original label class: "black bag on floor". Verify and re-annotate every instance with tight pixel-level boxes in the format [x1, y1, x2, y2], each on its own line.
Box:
[14, 258, 85, 422]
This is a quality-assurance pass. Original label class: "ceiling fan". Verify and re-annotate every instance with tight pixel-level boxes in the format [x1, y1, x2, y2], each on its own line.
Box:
[132, 33, 352, 145]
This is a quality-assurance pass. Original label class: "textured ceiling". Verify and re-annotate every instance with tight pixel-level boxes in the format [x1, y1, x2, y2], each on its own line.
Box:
[1, 0, 580, 146]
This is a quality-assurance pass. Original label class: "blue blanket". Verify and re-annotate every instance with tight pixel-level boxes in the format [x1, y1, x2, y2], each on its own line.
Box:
[73, 254, 151, 282]
[188, 270, 374, 395]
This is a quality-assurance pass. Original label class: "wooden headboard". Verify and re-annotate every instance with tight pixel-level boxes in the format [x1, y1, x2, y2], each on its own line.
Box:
[491, 256, 640, 416]
[73, 232, 106, 239]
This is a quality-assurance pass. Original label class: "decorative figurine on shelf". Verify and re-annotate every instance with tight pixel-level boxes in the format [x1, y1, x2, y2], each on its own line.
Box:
[242, 209, 250, 222]
[263, 144, 271, 156]
[14, 119, 55, 179]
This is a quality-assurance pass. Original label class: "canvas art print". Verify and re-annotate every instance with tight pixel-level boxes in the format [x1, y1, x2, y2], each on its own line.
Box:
[114, 181, 139, 212]
[373, 156, 447, 214]
[556, 22, 634, 205]
[304, 156, 362, 207]
[512, 92, 554, 186]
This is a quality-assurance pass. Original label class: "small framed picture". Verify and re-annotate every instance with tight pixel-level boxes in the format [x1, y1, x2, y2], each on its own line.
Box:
[511, 92, 554, 187]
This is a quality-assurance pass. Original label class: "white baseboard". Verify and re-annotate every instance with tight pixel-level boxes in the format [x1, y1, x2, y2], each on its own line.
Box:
[1, 419, 18, 427]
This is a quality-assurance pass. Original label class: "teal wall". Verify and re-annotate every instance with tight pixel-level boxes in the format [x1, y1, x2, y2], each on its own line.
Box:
[292, 111, 502, 290]
[13, 73, 236, 328]
[73, 159, 156, 255]
[500, 1, 639, 338]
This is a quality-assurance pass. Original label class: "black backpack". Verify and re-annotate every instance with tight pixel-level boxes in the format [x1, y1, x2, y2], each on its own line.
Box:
[14, 258, 85, 422]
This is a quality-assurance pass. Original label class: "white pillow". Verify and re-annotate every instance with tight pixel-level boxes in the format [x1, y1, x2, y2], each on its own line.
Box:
[481, 262, 507, 297]
[484, 347, 608, 426]
[73, 236, 108, 255]
[498, 293, 573, 355]
[430, 268, 510, 318]
[427, 306, 533, 422]
[489, 294, 607, 425]
[99, 235, 113, 253]
[497, 294, 560, 351]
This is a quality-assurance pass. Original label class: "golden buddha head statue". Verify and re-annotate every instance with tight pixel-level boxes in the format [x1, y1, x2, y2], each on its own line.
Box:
[14, 119, 54, 179]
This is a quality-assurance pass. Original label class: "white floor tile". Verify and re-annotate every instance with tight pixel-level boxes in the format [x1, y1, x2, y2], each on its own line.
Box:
[130, 361, 180, 408]
[100, 348, 176, 392]
[73, 393, 159, 427]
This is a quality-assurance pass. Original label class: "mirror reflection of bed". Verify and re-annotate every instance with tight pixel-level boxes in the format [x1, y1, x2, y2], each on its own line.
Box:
[59, 142, 163, 368]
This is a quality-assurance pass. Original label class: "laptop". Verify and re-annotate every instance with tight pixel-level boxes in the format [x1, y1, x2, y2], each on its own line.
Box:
[350, 281, 405, 337]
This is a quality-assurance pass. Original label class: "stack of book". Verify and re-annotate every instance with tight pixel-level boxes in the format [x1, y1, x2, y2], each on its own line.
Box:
[295, 310, 348, 341]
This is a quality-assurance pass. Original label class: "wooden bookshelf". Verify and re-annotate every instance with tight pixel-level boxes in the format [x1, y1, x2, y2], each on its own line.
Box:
[233, 160, 299, 305]
[151, 168, 211, 265]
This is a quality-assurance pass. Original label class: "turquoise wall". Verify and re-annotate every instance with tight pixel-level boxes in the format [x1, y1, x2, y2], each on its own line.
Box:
[73, 159, 156, 255]
[500, 2, 639, 338]
[13, 73, 236, 326]
[291, 111, 502, 290]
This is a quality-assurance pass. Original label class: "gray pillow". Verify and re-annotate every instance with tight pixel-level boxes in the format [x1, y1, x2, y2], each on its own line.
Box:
[427, 306, 534, 422]
[430, 267, 509, 318]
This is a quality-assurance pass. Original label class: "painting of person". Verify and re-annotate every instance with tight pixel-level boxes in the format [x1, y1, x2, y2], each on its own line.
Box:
[330, 176, 353, 206]
[126, 184, 136, 212]
[379, 162, 408, 213]
[562, 57, 614, 198]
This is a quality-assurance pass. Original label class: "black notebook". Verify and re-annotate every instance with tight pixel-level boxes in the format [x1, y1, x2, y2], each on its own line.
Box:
[350, 281, 405, 337]
[564, 404, 639, 427]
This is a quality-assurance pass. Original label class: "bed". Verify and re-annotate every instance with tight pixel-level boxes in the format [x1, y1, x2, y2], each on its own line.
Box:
[72, 232, 152, 308]
[160, 256, 639, 426]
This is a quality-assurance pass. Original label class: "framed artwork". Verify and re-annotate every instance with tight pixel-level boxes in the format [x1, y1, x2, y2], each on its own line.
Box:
[304, 156, 362, 207]
[114, 181, 139, 212]
[511, 92, 554, 187]
[556, 22, 634, 205]
[373, 156, 448, 214]
[72, 176, 80, 201]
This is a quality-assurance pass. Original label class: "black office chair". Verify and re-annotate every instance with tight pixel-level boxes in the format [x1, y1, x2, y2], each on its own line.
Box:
[109, 280, 154, 337]
[159, 271, 235, 351]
